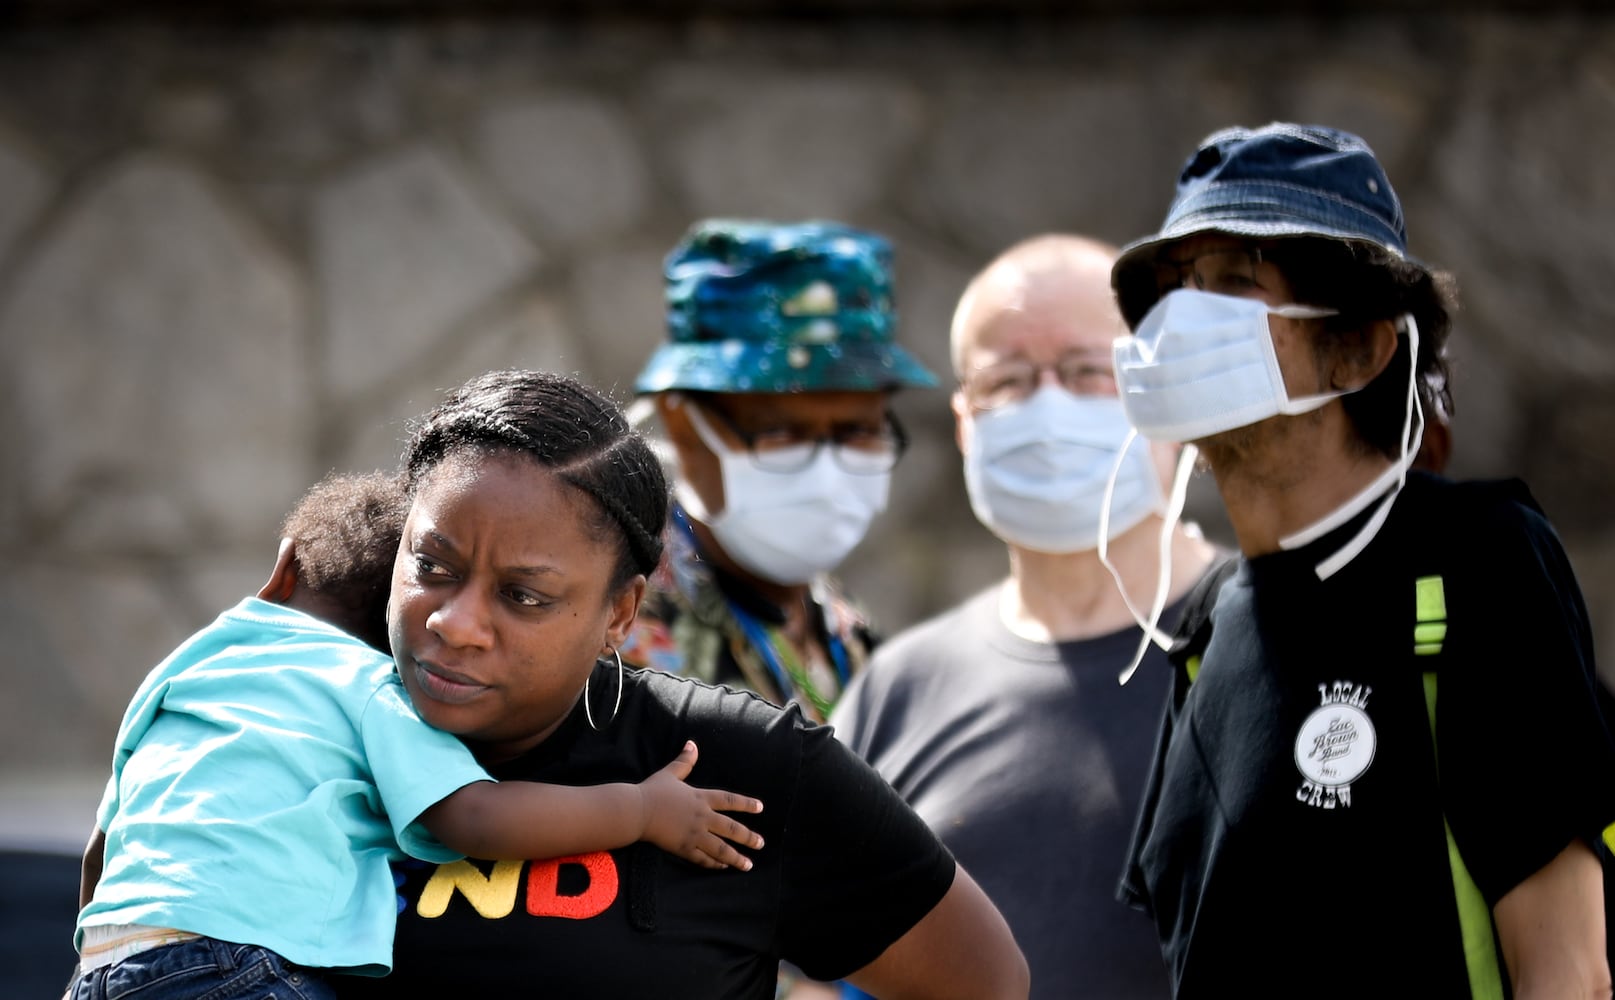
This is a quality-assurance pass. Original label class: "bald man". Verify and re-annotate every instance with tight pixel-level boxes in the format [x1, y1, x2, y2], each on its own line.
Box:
[831, 235, 1221, 1000]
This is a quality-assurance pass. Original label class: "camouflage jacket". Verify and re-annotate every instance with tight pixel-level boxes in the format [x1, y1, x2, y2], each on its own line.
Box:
[620, 508, 877, 724]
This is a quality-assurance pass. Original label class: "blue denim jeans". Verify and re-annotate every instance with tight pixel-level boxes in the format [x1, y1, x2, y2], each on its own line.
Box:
[69, 937, 334, 1000]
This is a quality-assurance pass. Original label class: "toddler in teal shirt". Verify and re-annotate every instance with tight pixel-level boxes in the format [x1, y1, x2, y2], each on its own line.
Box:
[72, 471, 763, 999]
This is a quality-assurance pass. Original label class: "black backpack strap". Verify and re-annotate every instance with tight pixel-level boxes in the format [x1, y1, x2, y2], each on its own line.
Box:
[1170, 553, 1239, 685]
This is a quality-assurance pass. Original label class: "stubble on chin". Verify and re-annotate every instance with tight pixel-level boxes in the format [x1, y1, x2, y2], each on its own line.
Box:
[1192, 424, 1267, 484]
[1193, 410, 1325, 491]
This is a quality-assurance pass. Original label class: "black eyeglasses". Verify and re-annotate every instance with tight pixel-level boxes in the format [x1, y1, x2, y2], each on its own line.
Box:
[1152, 246, 1268, 300]
[698, 403, 908, 475]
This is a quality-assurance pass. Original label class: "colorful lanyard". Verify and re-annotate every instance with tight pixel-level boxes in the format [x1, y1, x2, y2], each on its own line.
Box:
[673, 509, 851, 715]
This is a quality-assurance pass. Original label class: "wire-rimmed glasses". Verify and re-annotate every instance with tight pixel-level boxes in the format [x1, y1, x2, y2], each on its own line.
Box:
[959, 353, 1116, 410]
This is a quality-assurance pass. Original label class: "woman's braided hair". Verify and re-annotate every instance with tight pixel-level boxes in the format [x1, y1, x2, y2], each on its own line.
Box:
[401, 369, 668, 592]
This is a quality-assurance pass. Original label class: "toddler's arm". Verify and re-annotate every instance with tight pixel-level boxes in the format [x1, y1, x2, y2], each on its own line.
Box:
[78, 826, 106, 910]
[419, 741, 763, 869]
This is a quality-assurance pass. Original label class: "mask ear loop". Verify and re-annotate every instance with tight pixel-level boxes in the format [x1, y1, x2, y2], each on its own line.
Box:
[1271, 303, 1349, 417]
[671, 403, 735, 525]
[1308, 313, 1424, 581]
[1099, 428, 1198, 685]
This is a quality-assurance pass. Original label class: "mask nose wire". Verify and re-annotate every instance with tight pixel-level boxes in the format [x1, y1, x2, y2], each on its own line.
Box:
[1099, 429, 1197, 685]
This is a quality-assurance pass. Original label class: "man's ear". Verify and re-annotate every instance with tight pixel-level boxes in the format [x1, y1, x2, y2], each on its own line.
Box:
[951, 389, 970, 455]
[1414, 411, 1452, 474]
[1332, 318, 1400, 391]
[257, 538, 299, 604]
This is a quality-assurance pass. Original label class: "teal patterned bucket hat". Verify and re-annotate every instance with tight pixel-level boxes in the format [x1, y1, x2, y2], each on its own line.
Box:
[634, 219, 939, 394]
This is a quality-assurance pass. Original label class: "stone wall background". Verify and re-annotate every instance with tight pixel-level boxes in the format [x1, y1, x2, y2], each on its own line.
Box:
[2, 10, 1613, 836]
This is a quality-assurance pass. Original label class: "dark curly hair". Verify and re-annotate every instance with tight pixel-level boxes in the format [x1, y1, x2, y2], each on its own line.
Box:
[278, 469, 407, 648]
[1118, 236, 1457, 461]
[400, 369, 668, 593]
[1260, 238, 1458, 460]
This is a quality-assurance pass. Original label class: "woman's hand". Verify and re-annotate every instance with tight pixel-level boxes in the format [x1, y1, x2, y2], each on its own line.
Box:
[637, 740, 765, 870]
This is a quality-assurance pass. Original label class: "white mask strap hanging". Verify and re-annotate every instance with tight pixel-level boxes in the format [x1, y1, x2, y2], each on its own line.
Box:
[1100, 429, 1197, 685]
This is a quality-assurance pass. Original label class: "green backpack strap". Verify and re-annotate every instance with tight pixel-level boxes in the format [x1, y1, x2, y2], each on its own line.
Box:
[1417, 574, 1506, 1000]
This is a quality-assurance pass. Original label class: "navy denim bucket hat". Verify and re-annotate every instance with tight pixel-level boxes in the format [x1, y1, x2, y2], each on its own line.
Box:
[1113, 123, 1413, 325]
[634, 219, 939, 395]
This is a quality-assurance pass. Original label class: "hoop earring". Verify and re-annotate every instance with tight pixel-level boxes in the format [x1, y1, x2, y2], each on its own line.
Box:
[585, 646, 624, 732]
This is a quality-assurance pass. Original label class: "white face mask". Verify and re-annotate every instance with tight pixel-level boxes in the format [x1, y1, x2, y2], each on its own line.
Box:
[678, 405, 891, 585]
[962, 385, 1164, 554]
[1112, 288, 1342, 443]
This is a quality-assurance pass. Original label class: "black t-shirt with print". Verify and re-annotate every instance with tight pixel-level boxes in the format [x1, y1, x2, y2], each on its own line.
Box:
[1120, 472, 1615, 996]
[333, 666, 955, 999]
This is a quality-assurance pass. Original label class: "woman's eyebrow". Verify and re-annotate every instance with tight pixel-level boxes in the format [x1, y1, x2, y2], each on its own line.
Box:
[417, 528, 563, 578]
[507, 563, 563, 579]
[415, 526, 456, 551]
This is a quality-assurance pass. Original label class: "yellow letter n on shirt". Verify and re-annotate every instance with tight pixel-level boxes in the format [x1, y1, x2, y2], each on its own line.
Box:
[417, 859, 524, 918]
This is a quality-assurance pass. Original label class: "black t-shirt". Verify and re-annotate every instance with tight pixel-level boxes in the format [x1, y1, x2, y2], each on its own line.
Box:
[334, 666, 955, 999]
[1121, 472, 1615, 996]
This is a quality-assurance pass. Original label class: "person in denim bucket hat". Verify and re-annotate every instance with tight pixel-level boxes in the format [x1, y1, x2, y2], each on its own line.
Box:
[1113, 123, 1615, 997]
[1115, 123, 1458, 469]
[623, 219, 938, 740]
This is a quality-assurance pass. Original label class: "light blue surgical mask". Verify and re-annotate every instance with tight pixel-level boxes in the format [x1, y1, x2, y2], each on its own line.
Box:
[962, 386, 1163, 554]
[1112, 288, 1343, 443]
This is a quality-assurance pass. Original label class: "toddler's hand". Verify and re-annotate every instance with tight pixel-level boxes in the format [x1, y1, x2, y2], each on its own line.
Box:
[638, 740, 764, 870]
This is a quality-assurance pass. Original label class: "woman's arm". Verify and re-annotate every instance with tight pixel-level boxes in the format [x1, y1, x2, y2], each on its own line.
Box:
[419, 740, 763, 869]
[1493, 838, 1610, 1000]
[840, 863, 1029, 1000]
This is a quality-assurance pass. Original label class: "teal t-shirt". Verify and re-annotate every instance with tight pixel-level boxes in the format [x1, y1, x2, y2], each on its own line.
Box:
[77, 597, 492, 975]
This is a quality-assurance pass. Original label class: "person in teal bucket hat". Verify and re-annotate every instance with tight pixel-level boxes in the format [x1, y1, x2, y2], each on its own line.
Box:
[622, 219, 937, 736]
[638, 219, 937, 395]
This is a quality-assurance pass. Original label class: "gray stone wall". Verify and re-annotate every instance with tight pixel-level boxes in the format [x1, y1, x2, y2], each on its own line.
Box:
[3, 12, 1613, 824]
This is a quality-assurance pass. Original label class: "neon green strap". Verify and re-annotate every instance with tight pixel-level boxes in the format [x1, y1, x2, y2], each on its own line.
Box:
[1415, 574, 1447, 656]
[1420, 574, 1505, 1000]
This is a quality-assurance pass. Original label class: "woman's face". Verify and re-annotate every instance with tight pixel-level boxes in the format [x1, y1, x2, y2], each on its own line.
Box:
[388, 450, 645, 763]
